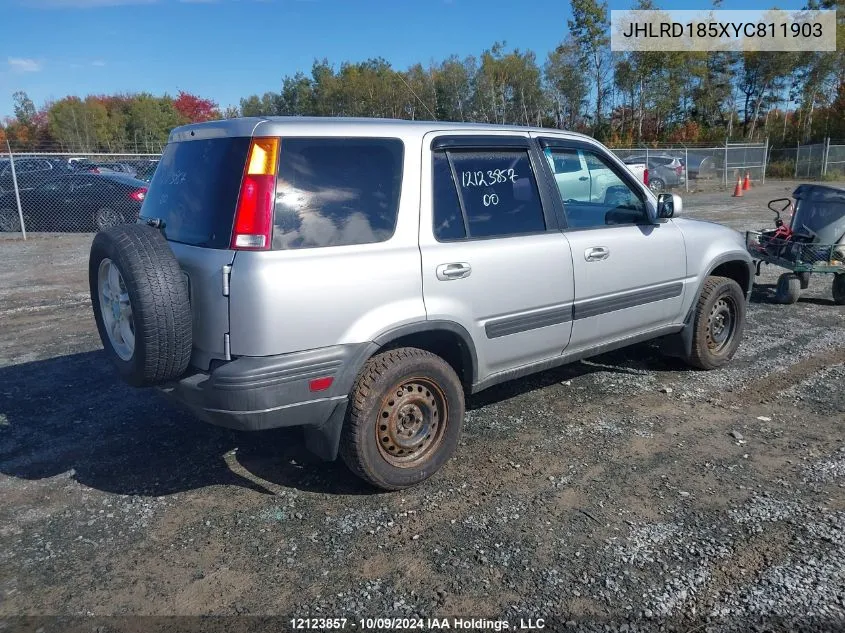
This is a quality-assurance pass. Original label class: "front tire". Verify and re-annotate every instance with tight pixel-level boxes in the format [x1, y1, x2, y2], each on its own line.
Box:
[340, 347, 465, 491]
[685, 276, 746, 370]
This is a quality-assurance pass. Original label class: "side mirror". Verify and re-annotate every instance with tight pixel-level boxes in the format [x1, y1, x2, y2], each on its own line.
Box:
[657, 193, 682, 218]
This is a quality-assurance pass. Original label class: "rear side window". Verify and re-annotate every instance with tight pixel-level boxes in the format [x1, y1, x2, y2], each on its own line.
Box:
[272, 138, 403, 250]
[142, 137, 250, 248]
[432, 149, 545, 240]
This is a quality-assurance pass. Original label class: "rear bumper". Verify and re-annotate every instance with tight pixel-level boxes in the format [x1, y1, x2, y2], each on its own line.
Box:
[158, 343, 374, 458]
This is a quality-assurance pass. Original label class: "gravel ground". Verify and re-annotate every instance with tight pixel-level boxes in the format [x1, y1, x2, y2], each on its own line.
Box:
[1, 180, 844, 632]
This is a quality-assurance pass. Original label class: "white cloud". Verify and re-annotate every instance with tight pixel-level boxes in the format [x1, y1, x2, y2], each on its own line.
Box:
[8, 58, 42, 73]
[91, 60, 107, 67]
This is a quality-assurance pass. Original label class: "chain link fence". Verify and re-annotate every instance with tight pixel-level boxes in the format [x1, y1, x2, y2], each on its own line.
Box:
[0, 151, 159, 236]
[609, 141, 769, 193]
[767, 139, 845, 181]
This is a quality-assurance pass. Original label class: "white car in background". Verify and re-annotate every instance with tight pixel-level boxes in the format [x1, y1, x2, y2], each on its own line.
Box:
[546, 147, 648, 203]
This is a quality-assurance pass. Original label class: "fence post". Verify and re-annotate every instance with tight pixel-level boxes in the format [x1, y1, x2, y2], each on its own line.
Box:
[684, 145, 689, 192]
[822, 136, 830, 177]
[762, 137, 768, 184]
[5, 141, 26, 240]
[724, 138, 728, 188]
[794, 141, 799, 179]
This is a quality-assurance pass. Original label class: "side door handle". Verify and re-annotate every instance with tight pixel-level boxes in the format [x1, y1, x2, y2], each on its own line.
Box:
[436, 262, 472, 280]
[585, 246, 609, 262]
[578, 176, 589, 181]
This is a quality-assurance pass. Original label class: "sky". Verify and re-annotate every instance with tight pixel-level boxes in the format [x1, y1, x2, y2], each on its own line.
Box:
[0, 0, 808, 119]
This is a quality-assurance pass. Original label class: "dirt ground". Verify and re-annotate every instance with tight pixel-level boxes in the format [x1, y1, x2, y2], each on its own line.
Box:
[1, 180, 844, 632]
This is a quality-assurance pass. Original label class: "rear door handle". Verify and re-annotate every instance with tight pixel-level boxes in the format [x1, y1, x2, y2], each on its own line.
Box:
[585, 246, 609, 261]
[578, 176, 589, 181]
[436, 262, 472, 280]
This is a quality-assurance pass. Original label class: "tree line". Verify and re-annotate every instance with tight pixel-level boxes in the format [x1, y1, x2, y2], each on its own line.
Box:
[2, 0, 842, 153]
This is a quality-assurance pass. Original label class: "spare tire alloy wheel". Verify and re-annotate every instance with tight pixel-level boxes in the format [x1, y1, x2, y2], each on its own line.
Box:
[649, 178, 665, 193]
[89, 224, 192, 387]
[98, 258, 135, 361]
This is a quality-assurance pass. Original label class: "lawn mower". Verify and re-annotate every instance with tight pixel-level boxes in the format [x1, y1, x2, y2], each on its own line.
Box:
[745, 184, 845, 305]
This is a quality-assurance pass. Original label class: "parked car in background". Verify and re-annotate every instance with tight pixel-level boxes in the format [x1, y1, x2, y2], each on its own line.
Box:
[0, 172, 147, 232]
[0, 157, 74, 194]
[685, 153, 719, 180]
[623, 156, 685, 193]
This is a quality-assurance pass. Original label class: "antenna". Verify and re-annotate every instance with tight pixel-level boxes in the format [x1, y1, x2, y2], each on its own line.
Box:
[397, 72, 437, 121]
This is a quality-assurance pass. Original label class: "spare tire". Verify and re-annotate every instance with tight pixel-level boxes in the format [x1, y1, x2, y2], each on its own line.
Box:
[89, 224, 192, 387]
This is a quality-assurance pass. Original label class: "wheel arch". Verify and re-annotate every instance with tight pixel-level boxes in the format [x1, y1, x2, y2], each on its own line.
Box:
[661, 252, 753, 361]
[371, 320, 478, 391]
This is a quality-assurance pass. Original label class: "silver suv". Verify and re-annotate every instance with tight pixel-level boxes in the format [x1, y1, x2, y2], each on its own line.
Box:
[89, 118, 753, 490]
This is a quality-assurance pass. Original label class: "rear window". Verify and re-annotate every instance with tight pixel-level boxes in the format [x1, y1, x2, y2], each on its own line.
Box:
[141, 137, 250, 248]
[272, 138, 403, 250]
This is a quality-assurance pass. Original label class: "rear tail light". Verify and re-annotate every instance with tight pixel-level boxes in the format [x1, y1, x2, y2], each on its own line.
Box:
[675, 165, 683, 176]
[231, 137, 279, 250]
[129, 187, 147, 202]
[89, 167, 100, 174]
[643, 168, 649, 187]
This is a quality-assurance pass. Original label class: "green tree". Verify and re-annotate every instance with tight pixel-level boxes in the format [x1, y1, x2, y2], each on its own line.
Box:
[546, 39, 588, 130]
[568, 0, 610, 134]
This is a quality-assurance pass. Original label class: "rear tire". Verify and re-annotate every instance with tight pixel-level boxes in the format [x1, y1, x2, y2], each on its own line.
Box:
[89, 224, 192, 387]
[685, 276, 746, 370]
[833, 274, 845, 306]
[775, 273, 801, 305]
[340, 347, 464, 491]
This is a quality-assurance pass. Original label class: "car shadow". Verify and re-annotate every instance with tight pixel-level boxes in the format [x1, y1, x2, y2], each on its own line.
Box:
[0, 344, 683, 498]
[467, 340, 684, 410]
[0, 350, 372, 498]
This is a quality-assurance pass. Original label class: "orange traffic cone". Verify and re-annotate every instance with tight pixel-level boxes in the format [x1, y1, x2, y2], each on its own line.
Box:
[732, 175, 743, 197]
[743, 172, 751, 190]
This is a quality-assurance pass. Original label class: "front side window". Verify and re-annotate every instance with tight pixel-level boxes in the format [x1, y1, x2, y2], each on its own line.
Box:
[432, 148, 545, 240]
[272, 138, 404, 250]
[545, 146, 648, 229]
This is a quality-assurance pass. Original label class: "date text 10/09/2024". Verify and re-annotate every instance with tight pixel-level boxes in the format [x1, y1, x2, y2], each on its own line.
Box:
[621, 21, 824, 39]
[289, 617, 547, 630]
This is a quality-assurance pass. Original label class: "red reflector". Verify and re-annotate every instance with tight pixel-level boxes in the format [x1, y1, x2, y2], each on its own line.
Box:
[309, 376, 334, 392]
[643, 168, 649, 186]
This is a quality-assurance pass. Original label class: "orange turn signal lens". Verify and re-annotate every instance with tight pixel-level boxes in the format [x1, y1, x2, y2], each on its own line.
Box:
[246, 137, 279, 175]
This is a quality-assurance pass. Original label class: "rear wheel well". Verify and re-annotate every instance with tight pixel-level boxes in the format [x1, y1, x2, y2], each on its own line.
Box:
[711, 260, 751, 295]
[377, 330, 474, 392]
